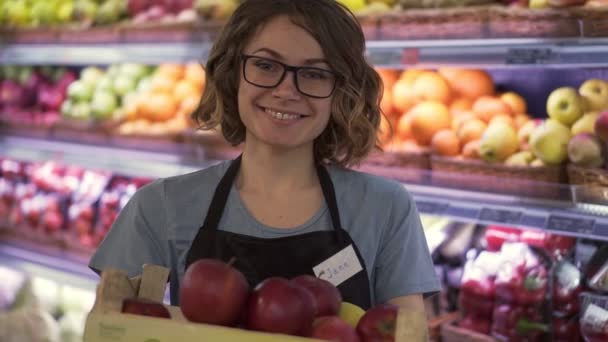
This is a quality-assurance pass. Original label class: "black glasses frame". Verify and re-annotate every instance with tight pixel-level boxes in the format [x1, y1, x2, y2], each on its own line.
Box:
[241, 54, 338, 99]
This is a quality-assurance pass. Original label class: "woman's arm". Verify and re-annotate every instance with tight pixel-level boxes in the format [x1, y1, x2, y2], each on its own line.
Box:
[387, 294, 425, 312]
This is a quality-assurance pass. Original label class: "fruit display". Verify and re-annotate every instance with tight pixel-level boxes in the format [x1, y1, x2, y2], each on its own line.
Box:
[116, 62, 203, 136]
[0, 157, 152, 252]
[0, 65, 76, 126]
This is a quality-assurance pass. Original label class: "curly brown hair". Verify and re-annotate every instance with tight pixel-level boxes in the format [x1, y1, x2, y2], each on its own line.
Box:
[192, 0, 384, 167]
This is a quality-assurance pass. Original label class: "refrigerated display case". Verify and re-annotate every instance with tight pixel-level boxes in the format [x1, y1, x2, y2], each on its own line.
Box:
[2, 1, 608, 341]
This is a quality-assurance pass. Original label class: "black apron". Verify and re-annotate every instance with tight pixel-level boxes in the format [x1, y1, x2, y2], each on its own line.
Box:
[185, 155, 372, 310]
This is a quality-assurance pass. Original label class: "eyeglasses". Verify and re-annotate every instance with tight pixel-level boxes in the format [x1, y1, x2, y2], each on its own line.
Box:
[241, 54, 337, 99]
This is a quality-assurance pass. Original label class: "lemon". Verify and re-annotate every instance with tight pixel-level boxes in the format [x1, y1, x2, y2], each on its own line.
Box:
[338, 302, 366, 328]
[336, 0, 367, 12]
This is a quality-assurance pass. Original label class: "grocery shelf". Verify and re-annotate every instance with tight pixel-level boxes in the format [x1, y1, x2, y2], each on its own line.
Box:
[0, 42, 211, 65]
[3, 133, 608, 242]
[0, 236, 98, 289]
[2, 38, 608, 67]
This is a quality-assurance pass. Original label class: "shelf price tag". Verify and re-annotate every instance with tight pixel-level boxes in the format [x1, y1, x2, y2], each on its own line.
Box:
[593, 223, 608, 239]
[401, 48, 420, 66]
[367, 49, 402, 66]
[506, 48, 554, 65]
[478, 208, 522, 225]
[415, 200, 448, 216]
[546, 215, 595, 236]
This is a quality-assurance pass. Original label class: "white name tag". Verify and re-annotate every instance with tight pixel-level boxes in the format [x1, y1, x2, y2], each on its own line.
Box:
[313, 244, 363, 287]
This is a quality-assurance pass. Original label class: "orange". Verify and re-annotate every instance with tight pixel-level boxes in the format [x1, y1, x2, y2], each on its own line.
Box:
[157, 63, 185, 81]
[472, 96, 513, 122]
[151, 73, 178, 94]
[396, 113, 413, 141]
[174, 79, 200, 104]
[412, 71, 451, 104]
[514, 113, 531, 129]
[399, 68, 425, 83]
[380, 88, 394, 116]
[179, 94, 201, 118]
[489, 114, 516, 129]
[184, 63, 206, 89]
[379, 114, 393, 144]
[431, 129, 461, 156]
[500, 92, 527, 115]
[462, 140, 480, 159]
[377, 68, 399, 89]
[442, 69, 495, 100]
[392, 79, 417, 114]
[457, 119, 487, 145]
[449, 97, 474, 117]
[409, 101, 451, 146]
[451, 111, 477, 131]
[139, 91, 178, 122]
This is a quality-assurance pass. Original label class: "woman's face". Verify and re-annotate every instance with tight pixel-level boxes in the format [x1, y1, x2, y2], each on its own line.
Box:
[237, 15, 334, 152]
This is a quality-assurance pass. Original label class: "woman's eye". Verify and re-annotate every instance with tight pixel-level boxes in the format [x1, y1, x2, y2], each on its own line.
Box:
[301, 70, 327, 80]
[254, 61, 277, 71]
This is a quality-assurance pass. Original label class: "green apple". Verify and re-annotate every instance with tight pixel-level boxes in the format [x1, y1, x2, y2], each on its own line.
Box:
[579, 79, 608, 112]
[337, 0, 366, 12]
[72, 0, 98, 22]
[547, 87, 585, 127]
[30, 1, 56, 26]
[91, 91, 118, 120]
[67, 80, 94, 102]
[530, 158, 546, 167]
[479, 121, 519, 162]
[6, 0, 30, 27]
[571, 111, 599, 136]
[121, 91, 139, 107]
[60, 100, 73, 118]
[505, 151, 535, 167]
[136, 76, 153, 93]
[529, 0, 549, 8]
[55, 1, 74, 23]
[530, 119, 572, 165]
[95, 75, 113, 92]
[70, 102, 92, 120]
[119, 63, 149, 81]
[568, 133, 605, 168]
[112, 75, 137, 97]
[80, 67, 104, 87]
[94, 0, 124, 25]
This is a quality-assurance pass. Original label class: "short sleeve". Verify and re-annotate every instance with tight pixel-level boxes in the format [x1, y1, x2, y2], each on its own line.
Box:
[373, 186, 441, 303]
[89, 179, 169, 277]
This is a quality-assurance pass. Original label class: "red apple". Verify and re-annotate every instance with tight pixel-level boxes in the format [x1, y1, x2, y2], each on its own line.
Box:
[122, 298, 171, 318]
[311, 316, 361, 342]
[595, 111, 608, 143]
[357, 304, 399, 342]
[291, 274, 342, 317]
[247, 277, 316, 336]
[179, 259, 249, 326]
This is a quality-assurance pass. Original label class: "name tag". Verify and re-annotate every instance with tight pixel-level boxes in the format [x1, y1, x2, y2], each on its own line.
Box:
[313, 245, 363, 287]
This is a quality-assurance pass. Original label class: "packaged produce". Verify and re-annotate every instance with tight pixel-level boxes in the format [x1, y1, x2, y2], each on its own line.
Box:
[459, 251, 502, 317]
[491, 303, 547, 342]
[494, 243, 548, 306]
[552, 315, 580, 342]
[553, 259, 582, 317]
[580, 293, 608, 342]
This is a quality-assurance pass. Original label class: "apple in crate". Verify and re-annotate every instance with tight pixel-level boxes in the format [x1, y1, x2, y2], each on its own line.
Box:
[122, 298, 171, 319]
[179, 259, 249, 326]
[311, 316, 360, 342]
[291, 274, 342, 317]
[247, 277, 317, 336]
[357, 304, 399, 342]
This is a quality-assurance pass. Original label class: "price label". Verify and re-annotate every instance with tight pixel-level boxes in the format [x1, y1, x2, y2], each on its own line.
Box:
[506, 48, 554, 65]
[479, 208, 522, 225]
[593, 223, 608, 238]
[401, 48, 420, 65]
[416, 201, 448, 216]
[546, 215, 595, 235]
[367, 49, 401, 66]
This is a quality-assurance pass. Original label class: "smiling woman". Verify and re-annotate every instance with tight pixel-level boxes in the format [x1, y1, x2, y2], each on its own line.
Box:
[90, 0, 440, 323]
[194, 0, 382, 166]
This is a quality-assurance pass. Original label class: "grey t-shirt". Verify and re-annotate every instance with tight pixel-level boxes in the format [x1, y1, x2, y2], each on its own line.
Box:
[89, 160, 440, 305]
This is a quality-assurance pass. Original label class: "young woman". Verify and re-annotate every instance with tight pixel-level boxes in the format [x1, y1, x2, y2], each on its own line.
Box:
[90, 0, 440, 314]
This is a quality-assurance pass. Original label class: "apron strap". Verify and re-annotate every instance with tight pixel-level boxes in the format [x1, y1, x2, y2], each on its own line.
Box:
[315, 163, 344, 244]
[199, 155, 242, 231]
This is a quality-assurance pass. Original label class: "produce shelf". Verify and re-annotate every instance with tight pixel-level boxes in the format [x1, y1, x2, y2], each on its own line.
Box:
[3, 37, 608, 67]
[3, 134, 608, 242]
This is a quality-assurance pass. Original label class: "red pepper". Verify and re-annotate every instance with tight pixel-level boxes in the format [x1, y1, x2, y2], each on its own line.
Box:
[552, 316, 579, 342]
[458, 314, 491, 335]
[460, 292, 494, 317]
[492, 304, 546, 342]
[495, 264, 547, 305]
[520, 230, 575, 257]
[485, 226, 521, 252]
